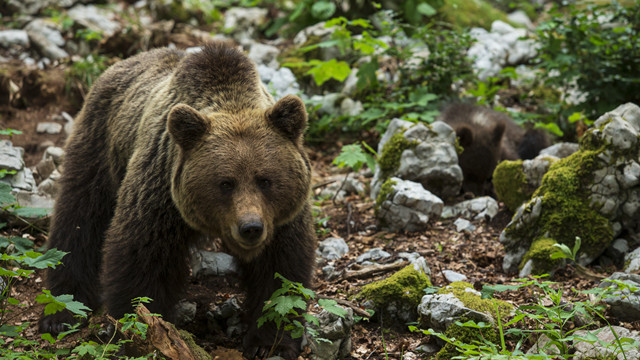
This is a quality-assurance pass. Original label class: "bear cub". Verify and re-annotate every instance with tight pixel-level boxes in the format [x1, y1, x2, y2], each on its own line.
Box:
[439, 103, 549, 196]
[39, 41, 315, 359]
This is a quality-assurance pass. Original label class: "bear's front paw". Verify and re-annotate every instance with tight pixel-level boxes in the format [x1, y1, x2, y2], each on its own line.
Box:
[242, 331, 299, 360]
[39, 310, 85, 334]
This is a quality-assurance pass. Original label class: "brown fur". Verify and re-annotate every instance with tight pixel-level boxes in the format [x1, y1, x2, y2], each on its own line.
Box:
[439, 103, 549, 196]
[39, 41, 315, 359]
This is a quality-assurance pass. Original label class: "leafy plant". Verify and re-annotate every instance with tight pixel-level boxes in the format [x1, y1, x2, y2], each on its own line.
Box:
[258, 273, 347, 356]
[536, 1, 640, 119]
[66, 54, 110, 98]
[333, 142, 377, 173]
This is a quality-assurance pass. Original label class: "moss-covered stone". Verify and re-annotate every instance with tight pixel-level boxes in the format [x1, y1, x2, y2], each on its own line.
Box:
[519, 237, 564, 275]
[355, 265, 431, 318]
[437, 282, 513, 322]
[492, 159, 530, 211]
[440, 0, 511, 30]
[378, 132, 418, 183]
[504, 149, 613, 266]
[374, 178, 397, 213]
[435, 316, 500, 360]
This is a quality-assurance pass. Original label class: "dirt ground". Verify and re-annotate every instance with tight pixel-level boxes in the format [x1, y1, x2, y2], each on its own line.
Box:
[1, 60, 638, 360]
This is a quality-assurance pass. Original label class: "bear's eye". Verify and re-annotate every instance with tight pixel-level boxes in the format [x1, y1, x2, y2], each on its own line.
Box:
[220, 180, 235, 193]
[257, 178, 271, 190]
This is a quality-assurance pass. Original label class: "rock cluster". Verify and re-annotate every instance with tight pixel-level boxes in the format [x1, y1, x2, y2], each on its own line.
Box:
[500, 103, 640, 276]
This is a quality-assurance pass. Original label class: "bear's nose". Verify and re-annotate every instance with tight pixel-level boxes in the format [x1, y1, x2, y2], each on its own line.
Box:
[239, 221, 264, 243]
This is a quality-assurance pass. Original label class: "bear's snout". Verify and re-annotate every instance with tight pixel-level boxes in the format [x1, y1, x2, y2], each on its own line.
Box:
[238, 215, 264, 244]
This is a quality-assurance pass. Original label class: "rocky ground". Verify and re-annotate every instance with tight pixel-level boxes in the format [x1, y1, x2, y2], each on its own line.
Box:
[2, 1, 640, 359]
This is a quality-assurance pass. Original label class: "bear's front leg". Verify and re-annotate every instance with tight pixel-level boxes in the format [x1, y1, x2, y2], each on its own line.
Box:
[100, 165, 196, 321]
[239, 204, 315, 360]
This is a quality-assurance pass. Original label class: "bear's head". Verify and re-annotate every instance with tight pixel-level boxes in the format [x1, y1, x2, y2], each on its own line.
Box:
[167, 95, 311, 261]
[455, 121, 505, 196]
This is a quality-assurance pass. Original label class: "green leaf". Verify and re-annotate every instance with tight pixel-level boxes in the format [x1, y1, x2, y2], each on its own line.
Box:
[310, 1, 336, 20]
[417, 2, 436, 16]
[534, 122, 563, 137]
[21, 249, 67, 269]
[12, 206, 51, 218]
[318, 298, 348, 317]
[0, 182, 16, 205]
[36, 290, 91, 317]
[305, 59, 351, 86]
[333, 143, 376, 172]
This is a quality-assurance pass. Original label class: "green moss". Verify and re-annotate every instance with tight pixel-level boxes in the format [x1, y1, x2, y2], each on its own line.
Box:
[435, 316, 499, 360]
[519, 237, 564, 275]
[374, 178, 397, 214]
[492, 160, 529, 212]
[179, 330, 212, 360]
[378, 132, 418, 182]
[438, 282, 513, 323]
[454, 136, 464, 155]
[441, 0, 511, 30]
[355, 265, 431, 311]
[505, 149, 613, 264]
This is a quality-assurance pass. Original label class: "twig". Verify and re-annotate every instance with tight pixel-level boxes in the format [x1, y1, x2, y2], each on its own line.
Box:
[317, 295, 372, 319]
[343, 261, 408, 280]
[332, 172, 351, 205]
[346, 202, 353, 238]
[312, 180, 336, 190]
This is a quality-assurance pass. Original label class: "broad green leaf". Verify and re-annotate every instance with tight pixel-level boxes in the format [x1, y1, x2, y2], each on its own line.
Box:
[310, 1, 335, 20]
[318, 298, 348, 317]
[333, 144, 375, 172]
[21, 249, 67, 269]
[306, 59, 351, 86]
[0, 182, 16, 205]
[417, 3, 436, 16]
[12, 206, 51, 218]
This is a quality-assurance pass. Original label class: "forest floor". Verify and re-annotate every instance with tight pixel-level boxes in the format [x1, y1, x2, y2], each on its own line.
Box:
[2, 93, 636, 359]
[0, 24, 637, 358]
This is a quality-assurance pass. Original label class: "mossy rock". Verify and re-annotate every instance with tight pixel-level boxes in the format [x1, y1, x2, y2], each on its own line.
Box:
[440, 0, 511, 30]
[435, 316, 499, 360]
[355, 265, 431, 322]
[492, 159, 529, 211]
[519, 237, 565, 276]
[378, 132, 418, 183]
[374, 177, 397, 216]
[504, 149, 613, 266]
[437, 282, 513, 323]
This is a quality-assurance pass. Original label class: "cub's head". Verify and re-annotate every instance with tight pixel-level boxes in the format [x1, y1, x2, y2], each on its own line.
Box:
[455, 121, 505, 196]
[167, 95, 311, 261]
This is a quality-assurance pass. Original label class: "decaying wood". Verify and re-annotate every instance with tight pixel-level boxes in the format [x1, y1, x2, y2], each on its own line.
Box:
[111, 304, 208, 360]
[343, 261, 408, 280]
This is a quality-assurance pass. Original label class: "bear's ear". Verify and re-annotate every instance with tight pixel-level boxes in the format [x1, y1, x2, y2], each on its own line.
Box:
[266, 95, 307, 142]
[491, 122, 506, 146]
[168, 104, 210, 151]
[456, 125, 474, 148]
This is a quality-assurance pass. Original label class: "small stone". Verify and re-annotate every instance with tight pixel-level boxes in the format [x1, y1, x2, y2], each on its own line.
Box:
[317, 237, 349, 260]
[36, 122, 63, 134]
[0, 30, 30, 48]
[174, 300, 197, 327]
[454, 218, 475, 233]
[190, 251, 238, 277]
[356, 247, 391, 263]
[442, 270, 467, 283]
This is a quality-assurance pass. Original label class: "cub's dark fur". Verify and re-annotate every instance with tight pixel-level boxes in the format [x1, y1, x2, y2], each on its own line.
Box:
[440, 103, 549, 195]
[40, 42, 315, 359]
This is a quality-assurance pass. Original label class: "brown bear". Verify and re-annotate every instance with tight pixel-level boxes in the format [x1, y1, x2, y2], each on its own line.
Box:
[439, 103, 549, 196]
[39, 41, 316, 359]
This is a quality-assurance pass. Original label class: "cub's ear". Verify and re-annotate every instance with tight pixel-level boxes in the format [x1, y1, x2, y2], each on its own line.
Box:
[266, 95, 307, 142]
[168, 104, 210, 150]
[491, 122, 506, 146]
[456, 125, 474, 149]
